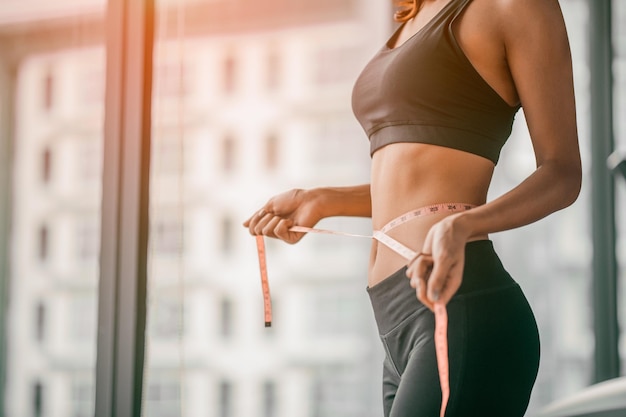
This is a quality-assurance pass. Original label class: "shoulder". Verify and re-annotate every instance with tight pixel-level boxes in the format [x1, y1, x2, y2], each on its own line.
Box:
[461, 0, 568, 45]
[489, 0, 569, 44]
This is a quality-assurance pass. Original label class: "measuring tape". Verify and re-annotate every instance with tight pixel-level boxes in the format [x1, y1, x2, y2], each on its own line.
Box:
[254, 202, 474, 417]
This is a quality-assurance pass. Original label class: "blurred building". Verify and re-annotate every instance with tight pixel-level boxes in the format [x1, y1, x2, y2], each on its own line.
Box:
[1, 1, 389, 416]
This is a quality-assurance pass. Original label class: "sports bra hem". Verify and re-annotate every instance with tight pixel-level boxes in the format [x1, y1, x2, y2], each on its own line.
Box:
[368, 123, 502, 164]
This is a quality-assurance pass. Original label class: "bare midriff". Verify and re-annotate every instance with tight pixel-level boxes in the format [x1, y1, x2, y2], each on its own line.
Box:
[369, 142, 494, 287]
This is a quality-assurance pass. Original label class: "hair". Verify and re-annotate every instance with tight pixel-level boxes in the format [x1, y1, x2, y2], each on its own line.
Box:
[394, 0, 422, 22]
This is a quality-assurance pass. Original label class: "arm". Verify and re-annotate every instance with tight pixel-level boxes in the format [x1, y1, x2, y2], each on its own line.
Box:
[243, 184, 371, 244]
[458, 0, 581, 236]
[409, 0, 581, 308]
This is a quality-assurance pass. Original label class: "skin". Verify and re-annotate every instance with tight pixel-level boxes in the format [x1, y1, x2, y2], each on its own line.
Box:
[244, 0, 581, 311]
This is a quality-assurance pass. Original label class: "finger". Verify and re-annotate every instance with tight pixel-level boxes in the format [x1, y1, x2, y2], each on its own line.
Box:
[407, 255, 434, 310]
[245, 208, 267, 234]
[275, 219, 295, 242]
[252, 213, 273, 235]
[416, 254, 434, 280]
[436, 260, 464, 305]
[417, 277, 434, 310]
[427, 254, 453, 303]
[262, 216, 282, 238]
[417, 256, 434, 309]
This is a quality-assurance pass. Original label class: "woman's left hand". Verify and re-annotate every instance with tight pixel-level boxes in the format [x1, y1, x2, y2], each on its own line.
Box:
[406, 214, 471, 310]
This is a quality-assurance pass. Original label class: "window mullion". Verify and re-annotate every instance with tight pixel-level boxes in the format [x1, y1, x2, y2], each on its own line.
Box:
[95, 0, 155, 416]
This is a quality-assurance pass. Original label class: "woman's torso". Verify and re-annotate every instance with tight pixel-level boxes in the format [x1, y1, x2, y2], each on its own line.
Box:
[364, 0, 521, 286]
[369, 143, 493, 285]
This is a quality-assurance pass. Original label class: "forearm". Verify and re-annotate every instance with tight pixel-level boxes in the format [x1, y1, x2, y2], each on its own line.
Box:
[307, 184, 372, 219]
[454, 160, 581, 238]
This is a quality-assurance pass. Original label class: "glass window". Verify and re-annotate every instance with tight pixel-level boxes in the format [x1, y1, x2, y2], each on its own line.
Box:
[70, 375, 94, 417]
[219, 380, 232, 417]
[220, 297, 233, 338]
[69, 295, 97, 342]
[223, 52, 236, 94]
[266, 47, 281, 91]
[311, 366, 371, 417]
[152, 217, 184, 255]
[143, 3, 385, 417]
[33, 380, 43, 417]
[75, 216, 99, 263]
[221, 134, 235, 174]
[149, 297, 183, 340]
[35, 301, 45, 343]
[42, 67, 54, 111]
[220, 216, 233, 254]
[144, 375, 181, 417]
[155, 62, 188, 98]
[265, 133, 279, 172]
[2, 3, 105, 416]
[314, 45, 363, 86]
[75, 139, 102, 185]
[309, 285, 363, 337]
[153, 135, 184, 177]
[38, 224, 49, 261]
[41, 147, 52, 184]
[262, 380, 276, 417]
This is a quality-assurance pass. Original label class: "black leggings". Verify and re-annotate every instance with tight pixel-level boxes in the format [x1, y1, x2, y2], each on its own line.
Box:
[367, 240, 540, 417]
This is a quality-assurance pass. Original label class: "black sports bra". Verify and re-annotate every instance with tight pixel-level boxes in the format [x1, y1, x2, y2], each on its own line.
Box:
[351, 0, 520, 164]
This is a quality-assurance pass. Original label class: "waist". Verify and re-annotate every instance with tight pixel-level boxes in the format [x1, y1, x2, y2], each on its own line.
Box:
[370, 142, 493, 229]
[368, 201, 488, 286]
[367, 240, 516, 335]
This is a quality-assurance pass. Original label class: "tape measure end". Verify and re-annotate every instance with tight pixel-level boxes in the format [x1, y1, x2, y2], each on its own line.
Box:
[265, 321, 272, 328]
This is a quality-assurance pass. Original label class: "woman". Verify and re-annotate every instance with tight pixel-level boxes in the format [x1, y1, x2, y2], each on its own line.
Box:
[244, 0, 581, 415]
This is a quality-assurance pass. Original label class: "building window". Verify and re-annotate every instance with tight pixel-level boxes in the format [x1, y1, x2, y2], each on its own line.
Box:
[219, 380, 233, 417]
[33, 380, 43, 417]
[43, 68, 54, 111]
[311, 367, 369, 417]
[80, 68, 105, 105]
[314, 46, 361, 86]
[38, 224, 49, 261]
[221, 216, 233, 254]
[265, 134, 279, 172]
[77, 139, 103, 183]
[70, 296, 96, 342]
[41, 147, 52, 184]
[152, 218, 184, 255]
[266, 47, 280, 91]
[35, 302, 45, 343]
[150, 297, 183, 340]
[263, 381, 276, 417]
[220, 297, 233, 338]
[145, 377, 181, 417]
[221, 134, 236, 174]
[153, 136, 183, 177]
[155, 62, 188, 98]
[223, 53, 236, 94]
[71, 378, 94, 417]
[76, 218, 99, 262]
[311, 286, 362, 336]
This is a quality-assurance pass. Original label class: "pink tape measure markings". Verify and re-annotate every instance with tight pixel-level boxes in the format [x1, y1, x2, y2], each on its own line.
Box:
[255, 235, 273, 327]
[254, 202, 474, 416]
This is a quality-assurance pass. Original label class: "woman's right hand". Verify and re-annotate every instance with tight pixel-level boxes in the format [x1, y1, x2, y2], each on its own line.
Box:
[243, 188, 323, 244]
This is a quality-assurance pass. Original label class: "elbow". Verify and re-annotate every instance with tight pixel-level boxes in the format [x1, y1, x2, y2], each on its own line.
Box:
[558, 163, 582, 209]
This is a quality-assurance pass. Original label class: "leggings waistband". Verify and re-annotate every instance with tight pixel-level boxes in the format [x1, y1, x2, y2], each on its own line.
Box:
[366, 240, 516, 334]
